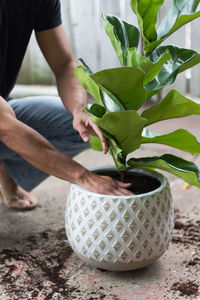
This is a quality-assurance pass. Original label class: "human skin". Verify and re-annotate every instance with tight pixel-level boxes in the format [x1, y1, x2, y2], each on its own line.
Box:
[0, 96, 132, 196]
[36, 25, 109, 153]
[0, 25, 132, 199]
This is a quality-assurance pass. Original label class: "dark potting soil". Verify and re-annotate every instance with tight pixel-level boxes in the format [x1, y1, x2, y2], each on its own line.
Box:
[171, 280, 199, 297]
[94, 170, 161, 194]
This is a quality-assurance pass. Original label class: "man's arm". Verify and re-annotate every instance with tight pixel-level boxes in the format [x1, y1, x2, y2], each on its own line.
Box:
[35, 25, 108, 154]
[0, 97, 131, 196]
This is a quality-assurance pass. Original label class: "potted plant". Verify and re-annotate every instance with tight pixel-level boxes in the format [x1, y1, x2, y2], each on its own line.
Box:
[65, 0, 200, 271]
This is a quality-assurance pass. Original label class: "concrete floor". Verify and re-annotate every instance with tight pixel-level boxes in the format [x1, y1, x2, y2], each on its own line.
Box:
[0, 107, 200, 299]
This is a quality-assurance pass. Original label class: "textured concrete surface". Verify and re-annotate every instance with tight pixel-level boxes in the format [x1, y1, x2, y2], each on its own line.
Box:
[0, 109, 200, 299]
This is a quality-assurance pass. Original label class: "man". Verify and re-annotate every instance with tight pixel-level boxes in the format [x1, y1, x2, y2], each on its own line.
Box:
[0, 0, 131, 210]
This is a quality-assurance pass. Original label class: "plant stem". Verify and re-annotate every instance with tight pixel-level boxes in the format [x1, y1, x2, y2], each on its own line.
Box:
[108, 140, 127, 173]
[120, 171, 126, 182]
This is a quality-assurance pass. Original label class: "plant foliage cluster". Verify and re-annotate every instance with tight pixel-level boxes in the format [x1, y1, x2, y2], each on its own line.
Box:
[76, 0, 200, 188]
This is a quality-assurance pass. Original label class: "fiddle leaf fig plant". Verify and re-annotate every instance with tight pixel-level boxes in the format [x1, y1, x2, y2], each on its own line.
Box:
[75, 0, 200, 188]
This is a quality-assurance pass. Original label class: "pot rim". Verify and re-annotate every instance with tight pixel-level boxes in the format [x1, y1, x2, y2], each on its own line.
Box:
[71, 166, 169, 198]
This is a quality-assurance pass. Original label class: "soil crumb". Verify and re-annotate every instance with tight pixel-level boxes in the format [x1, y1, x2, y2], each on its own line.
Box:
[171, 280, 199, 297]
[172, 216, 200, 247]
[184, 257, 200, 267]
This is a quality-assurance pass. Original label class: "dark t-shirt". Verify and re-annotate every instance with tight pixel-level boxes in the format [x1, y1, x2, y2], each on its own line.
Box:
[0, 0, 62, 99]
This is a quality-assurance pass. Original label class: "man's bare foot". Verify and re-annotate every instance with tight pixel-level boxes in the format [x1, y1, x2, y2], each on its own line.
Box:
[0, 161, 38, 210]
[0, 186, 38, 210]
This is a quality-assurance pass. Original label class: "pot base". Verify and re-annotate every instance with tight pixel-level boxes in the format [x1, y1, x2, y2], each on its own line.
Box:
[74, 254, 163, 272]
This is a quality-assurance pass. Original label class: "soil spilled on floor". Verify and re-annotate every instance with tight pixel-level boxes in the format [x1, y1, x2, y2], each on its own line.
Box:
[1, 209, 200, 299]
[0, 228, 77, 299]
[172, 211, 200, 247]
[170, 209, 200, 298]
[0, 228, 115, 300]
[171, 280, 199, 297]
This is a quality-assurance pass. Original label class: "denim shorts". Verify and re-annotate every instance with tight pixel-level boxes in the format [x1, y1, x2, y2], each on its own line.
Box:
[0, 96, 90, 191]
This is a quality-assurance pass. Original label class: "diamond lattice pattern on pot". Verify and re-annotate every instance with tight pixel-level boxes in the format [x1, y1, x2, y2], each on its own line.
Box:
[66, 183, 173, 264]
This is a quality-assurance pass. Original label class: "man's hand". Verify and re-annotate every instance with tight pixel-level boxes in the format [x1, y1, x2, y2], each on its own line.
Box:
[0, 97, 131, 197]
[77, 170, 133, 196]
[73, 109, 109, 154]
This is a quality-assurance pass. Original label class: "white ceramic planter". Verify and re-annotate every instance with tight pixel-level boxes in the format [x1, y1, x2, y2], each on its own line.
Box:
[65, 167, 174, 271]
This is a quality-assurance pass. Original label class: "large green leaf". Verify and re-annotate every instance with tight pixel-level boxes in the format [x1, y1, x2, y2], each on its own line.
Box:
[146, 46, 200, 91]
[85, 113, 127, 170]
[78, 58, 93, 75]
[89, 131, 127, 171]
[86, 105, 134, 171]
[157, 0, 200, 40]
[103, 14, 140, 66]
[130, 0, 165, 43]
[86, 103, 106, 118]
[89, 135, 102, 152]
[126, 47, 171, 85]
[100, 89, 125, 112]
[142, 128, 200, 155]
[141, 90, 200, 125]
[90, 67, 147, 110]
[76, 61, 124, 112]
[146, 88, 162, 99]
[86, 108, 148, 155]
[128, 154, 200, 188]
[75, 66, 103, 105]
[145, 0, 200, 54]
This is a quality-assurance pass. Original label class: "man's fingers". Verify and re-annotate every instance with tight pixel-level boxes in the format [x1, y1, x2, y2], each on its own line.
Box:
[120, 188, 134, 196]
[104, 188, 133, 196]
[81, 174, 134, 196]
[89, 122, 109, 154]
[76, 121, 108, 154]
[101, 138, 109, 154]
[74, 114, 109, 154]
[106, 178, 133, 196]
[78, 130, 89, 142]
[115, 181, 133, 196]
[117, 181, 132, 188]
[82, 134, 90, 142]
[77, 124, 90, 143]
[110, 187, 133, 196]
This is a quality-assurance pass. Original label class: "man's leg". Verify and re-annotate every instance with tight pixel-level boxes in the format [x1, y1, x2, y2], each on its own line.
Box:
[0, 96, 89, 209]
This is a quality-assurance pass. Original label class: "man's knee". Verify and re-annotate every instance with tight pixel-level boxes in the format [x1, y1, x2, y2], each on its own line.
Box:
[8, 96, 74, 131]
[8, 95, 87, 152]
